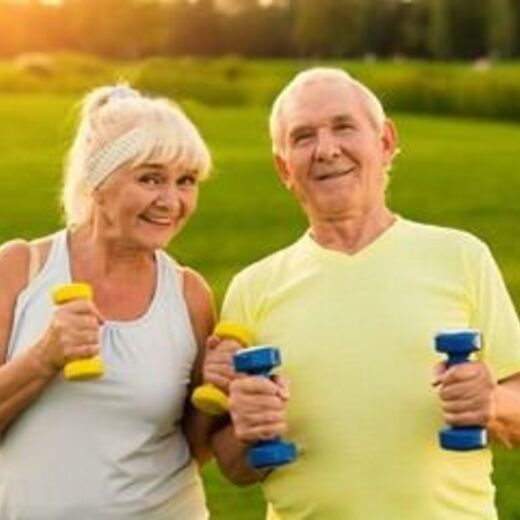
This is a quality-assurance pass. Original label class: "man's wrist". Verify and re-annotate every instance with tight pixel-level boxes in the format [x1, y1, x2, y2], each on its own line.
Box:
[487, 386, 513, 448]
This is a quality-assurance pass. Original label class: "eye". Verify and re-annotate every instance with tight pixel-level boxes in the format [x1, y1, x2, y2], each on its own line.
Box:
[177, 172, 198, 188]
[292, 131, 315, 146]
[333, 122, 355, 132]
[138, 173, 163, 187]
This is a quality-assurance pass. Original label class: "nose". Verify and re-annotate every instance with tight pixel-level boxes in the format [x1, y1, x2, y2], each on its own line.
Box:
[157, 183, 181, 214]
[314, 129, 341, 162]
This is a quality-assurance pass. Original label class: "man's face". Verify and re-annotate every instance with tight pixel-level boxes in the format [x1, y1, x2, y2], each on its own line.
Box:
[275, 79, 397, 223]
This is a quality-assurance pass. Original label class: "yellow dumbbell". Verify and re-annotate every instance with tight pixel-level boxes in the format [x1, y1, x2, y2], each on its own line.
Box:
[51, 283, 105, 381]
[191, 321, 252, 415]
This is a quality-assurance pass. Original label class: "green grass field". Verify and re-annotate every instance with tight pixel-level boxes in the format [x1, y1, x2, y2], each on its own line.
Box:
[1, 94, 520, 518]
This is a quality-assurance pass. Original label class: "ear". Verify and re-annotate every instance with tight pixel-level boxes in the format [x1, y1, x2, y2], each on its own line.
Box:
[273, 154, 292, 189]
[380, 118, 399, 168]
[91, 187, 104, 205]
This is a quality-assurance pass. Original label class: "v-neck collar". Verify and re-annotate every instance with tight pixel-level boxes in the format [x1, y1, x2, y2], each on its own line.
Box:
[297, 215, 405, 263]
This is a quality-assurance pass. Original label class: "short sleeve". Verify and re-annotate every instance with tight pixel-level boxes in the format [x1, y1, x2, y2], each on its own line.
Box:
[220, 273, 254, 334]
[465, 240, 520, 381]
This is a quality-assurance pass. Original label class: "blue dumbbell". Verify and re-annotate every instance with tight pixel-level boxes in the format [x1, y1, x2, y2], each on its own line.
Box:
[233, 346, 298, 469]
[434, 329, 487, 451]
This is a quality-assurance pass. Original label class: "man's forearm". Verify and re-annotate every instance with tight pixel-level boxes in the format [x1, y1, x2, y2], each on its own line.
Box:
[211, 422, 271, 486]
[488, 377, 520, 447]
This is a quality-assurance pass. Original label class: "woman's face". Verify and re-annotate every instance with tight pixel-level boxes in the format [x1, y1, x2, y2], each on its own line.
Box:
[92, 158, 200, 250]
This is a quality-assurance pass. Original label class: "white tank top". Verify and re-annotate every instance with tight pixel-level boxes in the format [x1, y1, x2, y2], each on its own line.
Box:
[0, 230, 209, 520]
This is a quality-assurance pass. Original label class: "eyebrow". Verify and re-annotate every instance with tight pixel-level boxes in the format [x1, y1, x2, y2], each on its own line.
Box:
[289, 114, 357, 140]
[331, 114, 356, 125]
[289, 125, 315, 141]
[135, 163, 201, 178]
[135, 162, 164, 172]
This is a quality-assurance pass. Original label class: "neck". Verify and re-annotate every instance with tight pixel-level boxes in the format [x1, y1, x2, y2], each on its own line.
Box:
[309, 206, 396, 254]
[70, 223, 154, 280]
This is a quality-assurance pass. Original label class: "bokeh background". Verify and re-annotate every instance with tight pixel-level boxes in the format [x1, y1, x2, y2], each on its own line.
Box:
[1, 1, 520, 518]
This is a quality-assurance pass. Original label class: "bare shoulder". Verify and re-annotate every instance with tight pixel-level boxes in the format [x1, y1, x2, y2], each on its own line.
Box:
[30, 235, 54, 260]
[0, 234, 54, 322]
[0, 239, 30, 259]
[0, 239, 31, 363]
[181, 267, 215, 345]
[182, 267, 213, 304]
[182, 267, 215, 320]
[0, 239, 31, 289]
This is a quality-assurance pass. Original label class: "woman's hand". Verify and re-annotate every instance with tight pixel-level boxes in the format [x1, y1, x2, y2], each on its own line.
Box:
[202, 334, 243, 392]
[37, 299, 104, 374]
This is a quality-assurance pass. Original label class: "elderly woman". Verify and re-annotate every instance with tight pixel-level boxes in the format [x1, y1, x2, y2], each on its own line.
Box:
[0, 86, 214, 519]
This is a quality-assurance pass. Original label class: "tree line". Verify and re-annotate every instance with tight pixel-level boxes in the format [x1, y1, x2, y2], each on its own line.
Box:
[1, 0, 519, 60]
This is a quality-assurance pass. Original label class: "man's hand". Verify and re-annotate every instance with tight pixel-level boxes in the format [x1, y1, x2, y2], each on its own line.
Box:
[229, 375, 289, 443]
[433, 361, 496, 427]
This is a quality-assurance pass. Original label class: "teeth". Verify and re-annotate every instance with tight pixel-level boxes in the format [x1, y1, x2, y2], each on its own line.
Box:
[142, 216, 172, 225]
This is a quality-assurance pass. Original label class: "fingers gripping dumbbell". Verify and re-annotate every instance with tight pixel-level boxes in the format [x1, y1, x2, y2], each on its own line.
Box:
[234, 346, 298, 469]
[434, 329, 487, 451]
[191, 321, 253, 415]
[52, 283, 105, 381]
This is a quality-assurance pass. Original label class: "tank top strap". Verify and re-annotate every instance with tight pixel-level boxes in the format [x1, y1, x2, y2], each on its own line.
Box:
[15, 229, 69, 308]
[155, 250, 197, 348]
[7, 229, 69, 359]
[47, 228, 71, 278]
[155, 249, 182, 299]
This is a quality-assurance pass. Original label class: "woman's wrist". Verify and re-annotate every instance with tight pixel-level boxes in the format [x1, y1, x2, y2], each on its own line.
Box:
[31, 342, 61, 380]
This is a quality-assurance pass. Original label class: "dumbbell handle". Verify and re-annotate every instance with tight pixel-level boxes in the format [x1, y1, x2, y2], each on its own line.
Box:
[435, 330, 486, 451]
[190, 322, 252, 416]
[52, 283, 104, 381]
[233, 346, 298, 469]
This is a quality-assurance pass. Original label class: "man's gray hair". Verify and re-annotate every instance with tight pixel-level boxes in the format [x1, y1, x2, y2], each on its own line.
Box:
[269, 67, 387, 157]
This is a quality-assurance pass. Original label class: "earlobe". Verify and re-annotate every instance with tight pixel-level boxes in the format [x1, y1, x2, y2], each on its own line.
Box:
[273, 154, 291, 189]
[381, 119, 399, 164]
[91, 187, 104, 205]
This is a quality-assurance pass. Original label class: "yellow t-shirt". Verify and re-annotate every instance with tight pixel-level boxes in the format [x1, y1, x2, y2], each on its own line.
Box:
[221, 218, 520, 520]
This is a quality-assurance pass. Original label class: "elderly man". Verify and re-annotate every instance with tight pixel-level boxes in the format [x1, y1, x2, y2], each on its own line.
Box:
[209, 68, 520, 519]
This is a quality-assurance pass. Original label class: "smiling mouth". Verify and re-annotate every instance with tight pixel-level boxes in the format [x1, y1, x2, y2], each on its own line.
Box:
[140, 215, 174, 226]
[314, 167, 355, 181]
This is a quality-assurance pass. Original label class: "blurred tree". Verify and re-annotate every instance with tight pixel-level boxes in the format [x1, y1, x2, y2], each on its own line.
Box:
[398, 0, 430, 57]
[0, 0, 519, 59]
[512, 0, 520, 54]
[293, 0, 363, 57]
[128, 1, 173, 56]
[221, 3, 294, 56]
[168, 0, 222, 56]
[450, 0, 487, 59]
[358, 0, 402, 57]
[427, 0, 453, 59]
[63, 0, 142, 57]
[488, 0, 516, 58]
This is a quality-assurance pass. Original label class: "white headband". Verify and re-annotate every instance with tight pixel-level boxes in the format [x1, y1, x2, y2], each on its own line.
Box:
[85, 126, 147, 189]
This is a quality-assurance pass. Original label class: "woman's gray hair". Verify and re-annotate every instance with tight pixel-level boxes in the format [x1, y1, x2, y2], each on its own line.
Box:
[269, 67, 387, 157]
[62, 85, 211, 226]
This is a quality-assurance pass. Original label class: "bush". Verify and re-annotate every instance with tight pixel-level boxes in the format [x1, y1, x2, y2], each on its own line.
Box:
[2, 53, 520, 123]
[13, 52, 55, 77]
[134, 56, 249, 105]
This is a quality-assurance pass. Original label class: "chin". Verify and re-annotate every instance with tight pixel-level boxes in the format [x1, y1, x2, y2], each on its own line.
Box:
[136, 229, 176, 251]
